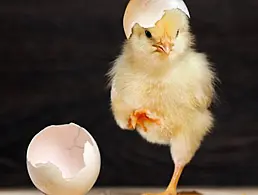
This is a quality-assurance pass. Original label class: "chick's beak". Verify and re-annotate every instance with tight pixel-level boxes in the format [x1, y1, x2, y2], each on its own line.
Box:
[153, 40, 173, 55]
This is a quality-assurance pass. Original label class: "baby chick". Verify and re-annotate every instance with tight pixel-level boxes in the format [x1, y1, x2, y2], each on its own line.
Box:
[107, 9, 216, 195]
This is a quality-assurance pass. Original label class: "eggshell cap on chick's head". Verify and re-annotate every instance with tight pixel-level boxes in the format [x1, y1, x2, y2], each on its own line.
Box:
[123, 0, 190, 39]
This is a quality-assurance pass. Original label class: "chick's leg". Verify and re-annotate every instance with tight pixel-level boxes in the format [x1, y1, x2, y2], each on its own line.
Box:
[142, 163, 200, 195]
[142, 131, 205, 195]
[111, 92, 135, 130]
[128, 108, 161, 131]
[142, 164, 185, 195]
[166, 164, 184, 195]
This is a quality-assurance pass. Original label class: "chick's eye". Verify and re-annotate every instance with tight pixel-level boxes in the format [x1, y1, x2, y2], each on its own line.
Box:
[145, 30, 152, 38]
[176, 30, 179, 37]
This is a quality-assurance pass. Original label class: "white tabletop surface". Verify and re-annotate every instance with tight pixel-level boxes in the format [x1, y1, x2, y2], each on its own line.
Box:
[0, 187, 256, 195]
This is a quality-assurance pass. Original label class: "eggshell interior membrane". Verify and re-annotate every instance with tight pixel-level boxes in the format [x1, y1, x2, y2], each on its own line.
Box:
[123, 0, 190, 39]
[26, 123, 101, 195]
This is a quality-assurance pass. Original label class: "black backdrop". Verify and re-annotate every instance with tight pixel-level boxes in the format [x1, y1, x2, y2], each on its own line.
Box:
[1, 0, 258, 188]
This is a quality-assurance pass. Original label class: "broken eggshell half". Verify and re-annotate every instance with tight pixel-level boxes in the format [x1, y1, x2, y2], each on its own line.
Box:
[26, 123, 101, 195]
[123, 0, 190, 39]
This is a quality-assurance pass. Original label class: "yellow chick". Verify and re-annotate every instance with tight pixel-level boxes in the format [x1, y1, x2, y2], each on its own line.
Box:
[107, 9, 217, 195]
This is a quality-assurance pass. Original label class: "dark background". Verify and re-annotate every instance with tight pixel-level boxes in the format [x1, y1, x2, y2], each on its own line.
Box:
[1, 0, 258, 188]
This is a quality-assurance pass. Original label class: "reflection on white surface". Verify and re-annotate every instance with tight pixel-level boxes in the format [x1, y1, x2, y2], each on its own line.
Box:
[0, 188, 257, 195]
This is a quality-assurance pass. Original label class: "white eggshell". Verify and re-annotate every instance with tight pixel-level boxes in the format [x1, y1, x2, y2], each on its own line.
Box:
[123, 0, 190, 39]
[26, 123, 101, 195]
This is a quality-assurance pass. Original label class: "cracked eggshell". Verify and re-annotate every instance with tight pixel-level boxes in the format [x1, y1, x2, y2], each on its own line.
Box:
[26, 123, 101, 195]
[123, 0, 190, 39]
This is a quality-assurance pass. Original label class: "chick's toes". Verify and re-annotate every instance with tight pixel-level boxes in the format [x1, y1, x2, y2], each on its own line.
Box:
[128, 108, 161, 132]
[142, 191, 201, 195]
[127, 114, 137, 130]
[142, 191, 176, 195]
[177, 191, 202, 195]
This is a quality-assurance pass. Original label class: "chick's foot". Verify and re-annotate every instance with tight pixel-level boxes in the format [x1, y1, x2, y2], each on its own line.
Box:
[177, 191, 202, 195]
[142, 191, 176, 195]
[142, 191, 202, 195]
[128, 108, 161, 131]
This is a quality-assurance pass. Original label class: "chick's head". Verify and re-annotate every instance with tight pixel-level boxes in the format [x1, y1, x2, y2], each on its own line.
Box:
[127, 9, 193, 63]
